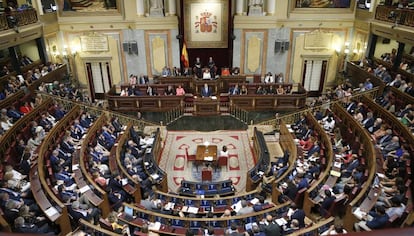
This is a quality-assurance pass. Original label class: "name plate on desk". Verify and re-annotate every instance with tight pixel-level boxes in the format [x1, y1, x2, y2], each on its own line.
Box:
[81, 35, 109, 52]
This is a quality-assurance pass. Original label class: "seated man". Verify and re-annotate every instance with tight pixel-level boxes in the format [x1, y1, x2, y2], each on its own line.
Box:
[354, 205, 389, 231]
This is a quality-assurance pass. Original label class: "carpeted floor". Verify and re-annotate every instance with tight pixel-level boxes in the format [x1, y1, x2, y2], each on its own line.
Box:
[158, 130, 256, 194]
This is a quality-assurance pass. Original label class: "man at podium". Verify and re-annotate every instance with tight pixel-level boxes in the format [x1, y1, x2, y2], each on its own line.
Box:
[201, 83, 212, 97]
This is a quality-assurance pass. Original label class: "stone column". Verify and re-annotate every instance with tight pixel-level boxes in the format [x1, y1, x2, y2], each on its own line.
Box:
[136, 0, 145, 16]
[267, 0, 276, 15]
[168, 0, 176, 16]
[236, 0, 244, 15]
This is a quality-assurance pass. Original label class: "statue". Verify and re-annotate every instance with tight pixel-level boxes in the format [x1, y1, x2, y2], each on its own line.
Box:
[150, 0, 163, 9]
[149, 0, 164, 16]
[248, 0, 263, 16]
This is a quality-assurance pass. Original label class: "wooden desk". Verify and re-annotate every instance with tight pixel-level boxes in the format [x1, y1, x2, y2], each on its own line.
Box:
[193, 97, 220, 116]
[196, 145, 218, 162]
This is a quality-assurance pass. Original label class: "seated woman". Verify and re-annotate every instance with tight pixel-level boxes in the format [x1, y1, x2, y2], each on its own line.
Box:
[276, 85, 285, 94]
[231, 67, 240, 75]
[240, 84, 248, 95]
[175, 84, 185, 96]
[220, 145, 229, 157]
[203, 68, 212, 79]
[164, 85, 175, 95]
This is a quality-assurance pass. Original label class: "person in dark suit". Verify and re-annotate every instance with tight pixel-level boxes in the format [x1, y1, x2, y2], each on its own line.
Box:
[61, 135, 75, 153]
[14, 216, 51, 234]
[138, 74, 149, 84]
[288, 203, 306, 228]
[259, 214, 281, 236]
[354, 205, 389, 231]
[68, 201, 100, 224]
[228, 84, 240, 95]
[361, 112, 375, 130]
[201, 83, 212, 97]
[6, 105, 23, 122]
[107, 173, 127, 200]
[111, 117, 123, 134]
[319, 189, 336, 217]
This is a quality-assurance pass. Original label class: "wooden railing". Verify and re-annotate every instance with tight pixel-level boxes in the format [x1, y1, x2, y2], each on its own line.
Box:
[270, 120, 298, 204]
[375, 5, 414, 28]
[246, 128, 270, 192]
[0, 8, 38, 31]
[109, 122, 142, 203]
[119, 201, 290, 235]
[36, 105, 81, 235]
[0, 98, 53, 163]
[332, 103, 377, 231]
[302, 112, 335, 217]
[79, 114, 111, 218]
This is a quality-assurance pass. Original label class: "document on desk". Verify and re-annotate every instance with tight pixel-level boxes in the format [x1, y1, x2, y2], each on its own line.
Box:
[188, 206, 199, 214]
[334, 162, 342, 169]
[148, 222, 161, 231]
[150, 173, 160, 180]
[164, 202, 175, 211]
[330, 170, 341, 177]
[121, 178, 128, 186]
[275, 218, 288, 226]
[79, 185, 91, 194]
[204, 156, 213, 161]
[250, 198, 259, 205]
[45, 207, 58, 217]
[232, 200, 242, 212]
[353, 207, 367, 220]
[72, 164, 79, 170]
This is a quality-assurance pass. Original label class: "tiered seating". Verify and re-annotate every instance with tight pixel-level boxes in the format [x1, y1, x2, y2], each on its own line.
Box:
[118, 201, 290, 235]
[299, 112, 334, 217]
[32, 103, 81, 234]
[0, 97, 54, 166]
[178, 179, 235, 197]
[330, 103, 378, 231]
[246, 128, 270, 192]
[108, 122, 141, 203]
[79, 114, 113, 217]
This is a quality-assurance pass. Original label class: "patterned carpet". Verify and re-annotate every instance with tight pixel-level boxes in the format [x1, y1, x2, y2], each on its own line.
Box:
[158, 130, 256, 194]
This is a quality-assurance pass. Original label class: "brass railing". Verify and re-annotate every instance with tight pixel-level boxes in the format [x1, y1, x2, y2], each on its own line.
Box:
[164, 104, 185, 126]
[257, 87, 380, 127]
[375, 5, 414, 27]
[0, 8, 38, 31]
[229, 104, 249, 124]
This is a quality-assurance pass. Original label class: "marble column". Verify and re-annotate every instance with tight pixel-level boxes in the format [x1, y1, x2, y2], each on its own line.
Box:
[168, 0, 176, 16]
[236, 0, 244, 15]
[136, 0, 145, 16]
[267, 0, 276, 15]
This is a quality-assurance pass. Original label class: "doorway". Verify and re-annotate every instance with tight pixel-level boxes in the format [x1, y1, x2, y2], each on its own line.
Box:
[302, 59, 327, 96]
[85, 61, 112, 100]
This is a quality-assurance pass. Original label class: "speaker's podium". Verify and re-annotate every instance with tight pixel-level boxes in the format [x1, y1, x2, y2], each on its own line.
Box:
[193, 96, 220, 116]
[201, 167, 212, 182]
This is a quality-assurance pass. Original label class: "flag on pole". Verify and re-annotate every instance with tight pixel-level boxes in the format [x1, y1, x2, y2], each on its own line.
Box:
[181, 41, 189, 68]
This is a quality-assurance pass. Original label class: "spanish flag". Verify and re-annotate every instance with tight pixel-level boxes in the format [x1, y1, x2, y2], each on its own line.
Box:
[181, 41, 189, 68]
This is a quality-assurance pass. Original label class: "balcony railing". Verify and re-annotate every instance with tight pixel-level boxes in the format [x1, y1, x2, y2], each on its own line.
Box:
[375, 5, 414, 27]
[0, 8, 38, 31]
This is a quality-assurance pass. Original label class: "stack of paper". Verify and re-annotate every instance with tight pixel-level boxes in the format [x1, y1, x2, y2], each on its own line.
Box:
[45, 207, 58, 217]
[148, 222, 161, 231]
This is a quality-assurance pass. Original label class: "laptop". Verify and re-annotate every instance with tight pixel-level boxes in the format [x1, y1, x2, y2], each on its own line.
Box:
[124, 205, 135, 221]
